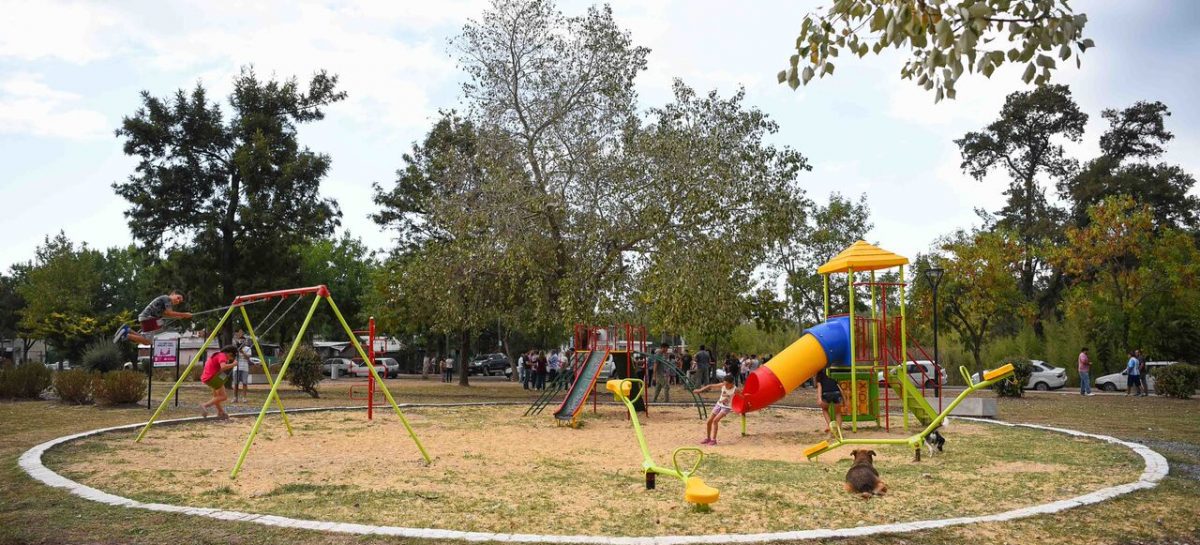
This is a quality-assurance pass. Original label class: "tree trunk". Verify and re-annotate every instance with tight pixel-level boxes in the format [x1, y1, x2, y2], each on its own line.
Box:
[458, 329, 471, 386]
[220, 173, 240, 344]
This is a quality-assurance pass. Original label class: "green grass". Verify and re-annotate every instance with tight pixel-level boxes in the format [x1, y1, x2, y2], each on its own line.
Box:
[0, 378, 1197, 545]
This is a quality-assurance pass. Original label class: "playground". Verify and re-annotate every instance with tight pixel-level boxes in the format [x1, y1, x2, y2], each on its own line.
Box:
[38, 404, 1143, 537]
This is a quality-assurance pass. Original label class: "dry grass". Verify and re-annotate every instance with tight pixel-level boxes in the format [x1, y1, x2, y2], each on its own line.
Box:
[0, 377, 1198, 544]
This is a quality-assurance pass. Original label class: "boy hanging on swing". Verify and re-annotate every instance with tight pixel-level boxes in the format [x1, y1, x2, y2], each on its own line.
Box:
[112, 290, 194, 346]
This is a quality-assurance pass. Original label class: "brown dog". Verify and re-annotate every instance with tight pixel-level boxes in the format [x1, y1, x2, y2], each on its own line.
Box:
[845, 449, 888, 499]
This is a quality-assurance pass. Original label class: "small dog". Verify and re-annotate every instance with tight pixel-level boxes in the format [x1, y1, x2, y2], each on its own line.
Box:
[914, 429, 946, 461]
[845, 449, 888, 499]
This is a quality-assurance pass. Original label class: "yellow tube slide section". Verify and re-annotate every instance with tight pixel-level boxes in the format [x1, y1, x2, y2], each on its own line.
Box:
[733, 334, 828, 413]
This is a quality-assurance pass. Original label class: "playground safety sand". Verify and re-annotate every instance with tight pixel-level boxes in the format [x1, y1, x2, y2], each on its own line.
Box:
[43, 405, 1140, 537]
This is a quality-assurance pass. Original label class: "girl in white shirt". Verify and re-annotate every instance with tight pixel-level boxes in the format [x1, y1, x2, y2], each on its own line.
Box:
[693, 375, 740, 446]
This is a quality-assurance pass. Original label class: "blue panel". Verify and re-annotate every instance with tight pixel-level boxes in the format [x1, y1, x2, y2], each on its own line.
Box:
[804, 316, 851, 366]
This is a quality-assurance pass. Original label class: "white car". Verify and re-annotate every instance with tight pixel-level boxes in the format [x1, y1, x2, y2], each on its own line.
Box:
[877, 361, 947, 392]
[348, 360, 387, 378]
[1094, 361, 1176, 392]
[971, 360, 1066, 391]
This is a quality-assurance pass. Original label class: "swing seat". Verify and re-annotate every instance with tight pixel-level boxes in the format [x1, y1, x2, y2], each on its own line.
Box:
[684, 476, 719, 505]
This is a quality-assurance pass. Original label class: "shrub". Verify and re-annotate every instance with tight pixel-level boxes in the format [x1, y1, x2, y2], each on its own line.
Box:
[0, 363, 53, 399]
[94, 370, 147, 405]
[1153, 363, 1200, 399]
[53, 369, 97, 404]
[286, 344, 323, 398]
[990, 357, 1033, 398]
[81, 340, 125, 373]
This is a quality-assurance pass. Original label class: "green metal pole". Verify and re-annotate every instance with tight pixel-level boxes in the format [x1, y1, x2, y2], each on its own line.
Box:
[740, 412, 747, 436]
[231, 296, 323, 478]
[135, 306, 236, 443]
[327, 295, 432, 464]
[848, 267, 857, 432]
[822, 274, 829, 321]
[239, 306, 293, 436]
[870, 271, 878, 364]
[900, 266, 909, 429]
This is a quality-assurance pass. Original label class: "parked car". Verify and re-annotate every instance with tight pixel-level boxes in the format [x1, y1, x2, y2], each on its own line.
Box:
[375, 357, 401, 378]
[44, 360, 71, 371]
[469, 353, 512, 376]
[348, 359, 387, 378]
[877, 360, 947, 393]
[971, 360, 1067, 391]
[1094, 361, 1177, 392]
[322, 357, 354, 377]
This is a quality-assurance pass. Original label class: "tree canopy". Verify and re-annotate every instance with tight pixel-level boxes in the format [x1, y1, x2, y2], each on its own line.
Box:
[781, 0, 1094, 101]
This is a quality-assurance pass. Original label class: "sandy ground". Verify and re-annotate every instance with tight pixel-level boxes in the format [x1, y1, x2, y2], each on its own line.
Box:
[48, 404, 1139, 536]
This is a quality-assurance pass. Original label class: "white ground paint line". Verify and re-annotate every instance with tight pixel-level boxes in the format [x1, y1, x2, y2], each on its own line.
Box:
[19, 405, 1169, 544]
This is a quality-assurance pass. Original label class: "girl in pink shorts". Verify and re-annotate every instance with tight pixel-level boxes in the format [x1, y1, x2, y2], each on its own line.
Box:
[693, 375, 740, 445]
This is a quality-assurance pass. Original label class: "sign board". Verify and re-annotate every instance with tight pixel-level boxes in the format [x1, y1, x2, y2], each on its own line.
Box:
[152, 338, 179, 368]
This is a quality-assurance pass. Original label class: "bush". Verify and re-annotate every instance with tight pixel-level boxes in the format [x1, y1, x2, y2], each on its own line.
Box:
[1153, 363, 1200, 399]
[0, 363, 53, 399]
[991, 357, 1033, 398]
[53, 368, 97, 404]
[81, 340, 125, 373]
[94, 370, 147, 405]
[286, 344, 323, 398]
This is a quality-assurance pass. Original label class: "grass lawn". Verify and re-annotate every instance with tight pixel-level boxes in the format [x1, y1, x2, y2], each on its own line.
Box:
[2, 376, 1198, 544]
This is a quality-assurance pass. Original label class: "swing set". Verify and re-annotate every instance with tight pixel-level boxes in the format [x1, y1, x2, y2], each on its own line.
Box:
[133, 285, 431, 478]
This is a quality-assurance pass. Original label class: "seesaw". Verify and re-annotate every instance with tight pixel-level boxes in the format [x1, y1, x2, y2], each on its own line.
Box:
[605, 379, 720, 506]
[802, 364, 1016, 460]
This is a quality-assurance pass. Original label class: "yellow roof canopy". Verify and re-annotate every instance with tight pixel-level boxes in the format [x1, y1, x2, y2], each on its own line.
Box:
[817, 240, 909, 275]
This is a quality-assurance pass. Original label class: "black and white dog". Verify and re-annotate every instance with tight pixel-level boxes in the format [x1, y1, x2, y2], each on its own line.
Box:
[914, 429, 946, 461]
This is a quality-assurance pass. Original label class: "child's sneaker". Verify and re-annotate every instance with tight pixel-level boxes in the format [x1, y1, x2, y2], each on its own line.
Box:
[699, 438, 711, 445]
[111, 324, 130, 344]
[708, 440, 718, 446]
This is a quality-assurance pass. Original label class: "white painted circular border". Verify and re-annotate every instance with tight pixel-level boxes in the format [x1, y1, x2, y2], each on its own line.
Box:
[19, 404, 1168, 544]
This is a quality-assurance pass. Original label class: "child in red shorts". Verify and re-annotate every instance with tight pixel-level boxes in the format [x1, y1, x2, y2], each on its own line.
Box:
[200, 345, 238, 419]
[113, 291, 193, 346]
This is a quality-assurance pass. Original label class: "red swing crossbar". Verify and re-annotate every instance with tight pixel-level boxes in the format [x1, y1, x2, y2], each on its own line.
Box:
[233, 285, 331, 304]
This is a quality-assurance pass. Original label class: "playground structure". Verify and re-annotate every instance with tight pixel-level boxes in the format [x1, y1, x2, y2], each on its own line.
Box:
[527, 323, 706, 425]
[133, 285, 431, 477]
[606, 378, 719, 506]
[734, 241, 1013, 459]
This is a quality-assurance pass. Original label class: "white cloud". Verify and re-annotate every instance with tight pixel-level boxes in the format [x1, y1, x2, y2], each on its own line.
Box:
[0, 1, 126, 63]
[0, 73, 108, 139]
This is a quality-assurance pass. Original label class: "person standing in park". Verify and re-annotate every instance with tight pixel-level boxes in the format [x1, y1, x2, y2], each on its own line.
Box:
[1136, 349, 1148, 396]
[534, 350, 548, 390]
[548, 350, 561, 384]
[232, 329, 253, 402]
[442, 354, 455, 383]
[653, 343, 671, 402]
[1125, 350, 1141, 396]
[1078, 347, 1093, 396]
[694, 345, 711, 386]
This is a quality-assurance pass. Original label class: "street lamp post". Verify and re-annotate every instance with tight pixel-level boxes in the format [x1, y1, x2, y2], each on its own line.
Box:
[923, 267, 945, 378]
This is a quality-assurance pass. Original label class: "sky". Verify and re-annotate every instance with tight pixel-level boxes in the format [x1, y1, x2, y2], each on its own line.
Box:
[2, 0, 1198, 273]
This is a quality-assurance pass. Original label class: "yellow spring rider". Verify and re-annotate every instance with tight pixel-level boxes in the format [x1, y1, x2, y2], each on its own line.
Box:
[605, 379, 720, 506]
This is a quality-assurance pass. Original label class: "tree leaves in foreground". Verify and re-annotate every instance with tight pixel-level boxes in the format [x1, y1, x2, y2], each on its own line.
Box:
[114, 67, 344, 316]
[781, 0, 1093, 101]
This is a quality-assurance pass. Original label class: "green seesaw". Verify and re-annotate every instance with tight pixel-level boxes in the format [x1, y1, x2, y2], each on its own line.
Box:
[802, 363, 1017, 460]
[605, 378, 720, 506]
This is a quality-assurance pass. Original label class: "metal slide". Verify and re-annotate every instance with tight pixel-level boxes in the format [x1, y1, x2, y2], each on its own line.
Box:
[553, 349, 609, 424]
[524, 351, 586, 416]
[886, 366, 939, 427]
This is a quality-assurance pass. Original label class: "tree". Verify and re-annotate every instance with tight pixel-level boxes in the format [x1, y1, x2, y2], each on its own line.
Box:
[453, 0, 648, 328]
[14, 234, 130, 360]
[956, 84, 1085, 313]
[373, 113, 525, 386]
[921, 228, 1028, 372]
[296, 232, 376, 337]
[780, 0, 1093, 101]
[770, 193, 872, 325]
[1060, 101, 1199, 230]
[1057, 196, 1200, 369]
[114, 67, 344, 318]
